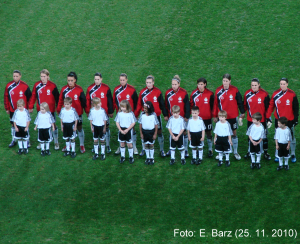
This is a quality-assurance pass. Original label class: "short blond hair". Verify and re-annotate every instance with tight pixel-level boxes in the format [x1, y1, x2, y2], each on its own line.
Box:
[17, 99, 25, 107]
[172, 105, 180, 114]
[92, 97, 101, 106]
[218, 110, 227, 118]
[119, 100, 132, 113]
[40, 102, 50, 112]
[40, 69, 50, 76]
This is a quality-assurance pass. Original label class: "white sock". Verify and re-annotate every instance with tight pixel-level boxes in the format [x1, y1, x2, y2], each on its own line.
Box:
[291, 137, 296, 155]
[11, 127, 15, 141]
[275, 149, 278, 158]
[41, 143, 45, 151]
[45, 142, 49, 150]
[181, 150, 185, 159]
[232, 137, 238, 154]
[219, 152, 223, 161]
[66, 141, 71, 151]
[71, 142, 75, 152]
[78, 129, 85, 146]
[141, 139, 145, 150]
[94, 144, 98, 154]
[150, 149, 154, 159]
[145, 149, 150, 159]
[171, 150, 175, 159]
[198, 149, 203, 159]
[105, 128, 110, 147]
[225, 153, 229, 161]
[23, 140, 28, 149]
[207, 137, 212, 151]
[120, 147, 126, 157]
[132, 132, 137, 149]
[18, 140, 23, 149]
[158, 134, 164, 151]
[250, 153, 255, 163]
[192, 149, 197, 159]
[284, 157, 289, 165]
[256, 153, 261, 163]
[53, 128, 59, 144]
[101, 144, 105, 154]
[184, 135, 188, 151]
[279, 157, 283, 166]
[128, 148, 133, 157]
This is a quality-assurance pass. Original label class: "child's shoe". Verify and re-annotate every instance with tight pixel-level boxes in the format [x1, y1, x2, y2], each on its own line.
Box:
[129, 157, 134, 164]
[196, 159, 202, 165]
[169, 159, 175, 165]
[23, 149, 28, 154]
[45, 150, 51, 156]
[93, 154, 99, 160]
[64, 151, 70, 157]
[101, 154, 106, 160]
[149, 159, 154, 165]
[181, 159, 186, 165]
[250, 163, 255, 169]
[18, 149, 23, 155]
[71, 152, 76, 158]
[191, 158, 197, 165]
[256, 163, 261, 169]
[218, 161, 223, 167]
[41, 150, 45, 156]
[277, 165, 283, 171]
[120, 157, 125, 164]
[225, 160, 230, 167]
[284, 165, 289, 170]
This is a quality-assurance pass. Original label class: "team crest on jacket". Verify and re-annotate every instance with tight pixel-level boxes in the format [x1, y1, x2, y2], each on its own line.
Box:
[249, 99, 252, 102]
[204, 97, 208, 104]
[277, 100, 281, 104]
[47, 89, 50, 95]
[74, 94, 78, 100]
[11, 91, 14, 95]
[178, 97, 182, 103]
[19, 91, 23, 97]
[92, 93, 96, 98]
[101, 92, 104, 98]
[196, 98, 199, 102]
[229, 94, 233, 100]
[39, 90, 42, 94]
[126, 94, 130, 100]
[170, 97, 173, 101]
[144, 96, 148, 101]
[258, 98, 261, 104]
[153, 96, 157, 102]
[286, 99, 290, 105]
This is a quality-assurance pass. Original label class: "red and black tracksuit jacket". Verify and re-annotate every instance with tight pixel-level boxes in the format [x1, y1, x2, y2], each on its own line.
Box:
[190, 88, 214, 120]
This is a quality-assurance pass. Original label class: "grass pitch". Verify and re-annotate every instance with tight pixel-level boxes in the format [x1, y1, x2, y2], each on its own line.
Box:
[0, 0, 300, 243]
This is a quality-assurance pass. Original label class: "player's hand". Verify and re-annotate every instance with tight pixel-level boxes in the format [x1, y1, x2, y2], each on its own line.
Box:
[153, 134, 157, 140]
[34, 127, 37, 131]
[6, 110, 10, 114]
[52, 127, 55, 131]
[73, 127, 77, 131]
[293, 120, 298, 127]
[276, 145, 279, 150]
[29, 109, 33, 113]
[103, 129, 106, 134]
[267, 121, 272, 129]
[164, 116, 168, 121]
[15, 127, 19, 132]
[229, 140, 233, 145]
[25, 127, 28, 132]
[140, 134, 144, 139]
[61, 127, 63, 132]
[91, 127, 94, 132]
[213, 117, 218, 123]
[214, 140, 216, 145]
[108, 113, 113, 118]
[188, 137, 191, 141]
[200, 138, 204, 141]
[239, 114, 245, 119]
[287, 145, 290, 150]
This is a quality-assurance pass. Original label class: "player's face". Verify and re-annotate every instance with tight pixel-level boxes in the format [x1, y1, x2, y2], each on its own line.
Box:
[222, 78, 231, 89]
[13, 73, 21, 83]
[197, 82, 206, 92]
[40, 107, 46, 114]
[17, 104, 24, 111]
[280, 80, 288, 91]
[40, 73, 49, 84]
[172, 80, 180, 91]
[251, 82, 259, 92]
[95, 102, 102, 109]
[67, 77, 76, 88]
[252, 118, 259, 125]
[173, 112, 180, 118]
[120, 106, 127, 112]
[219, 116, 226, 122]
[64, 102, 71, 109]
[119, 76, 128, 87]
[278, 121, 285, 129]
[94, 76, 102, 86]
[192, 110, 199, 118]
[146, 79, 154, 89]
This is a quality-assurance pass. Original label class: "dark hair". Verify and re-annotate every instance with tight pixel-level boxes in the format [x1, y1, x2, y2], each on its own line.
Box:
[94, 72, 102, 78]
[252, 112, 262, 121]
[251, 78, 260, 84]
[278, 116, 288, 125]
[223, 73, 231, 80]
[144, 101, 155, 115]
[280, 77, 288, 83]
[192, 106, 199, 111]
[120, 73, 128, 79]
[197, 77, 207, 86]
[13, 70, 22, 75]
[68, 72, 78, 82]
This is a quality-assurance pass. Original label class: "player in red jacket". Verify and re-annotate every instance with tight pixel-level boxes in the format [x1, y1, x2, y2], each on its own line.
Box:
[86, 72, 114, 153]
[57, 72, 87, 153]
[266, 78, 299, 162]
[212, 74, 245, 160]
[28, 69, 60, 150]
[135, 75, 168, 157]
[113, 73, 138, 155]
[243, 78, 271, 160]
[190, 77, 214, 157]
[165, 75, 191, 157]
[4, 70, 32, 147]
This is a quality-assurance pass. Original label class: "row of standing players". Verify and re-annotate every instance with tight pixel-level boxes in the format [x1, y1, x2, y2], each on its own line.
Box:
[4, 70, 299, 164]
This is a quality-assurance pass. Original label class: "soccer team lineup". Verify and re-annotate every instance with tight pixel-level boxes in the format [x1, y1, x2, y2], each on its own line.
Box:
[5, 69, 298, 170]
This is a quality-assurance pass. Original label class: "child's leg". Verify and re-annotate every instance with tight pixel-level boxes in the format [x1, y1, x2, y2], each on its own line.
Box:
[192, 149, 197, 159]
[45, 142, 50, 150]
[198, 148, 203, 159]
[256, 153, 261, 163]
[66, 139, 71, 152]
[158, 133, 164, 152]
[41, 142, 45, 151]
[100, 140, 105, 155]
[171, 150, 175, 159]
[250, 153, 256, 163]
[120, 142, 126, 157]
[207, 136, 213, 152]
[105, 127, 110, 148]
[53, 127, 59, 145]
[78, 128, 85, 146]
[218, 152, 224, 161]
[180, 149, 185, 159]
[149, 144, 154, 159]
[18, 140, 23, 149]
[145, 144, 150, 159]
[71, 139, 75, 152]
[279, 157, 283, 166]
[225, 153, 230, 161]
[94, 139, 99, 154]
[127, 143, 133, 158]
[23, 139, 28, 149]
[284, 157, 289, 165]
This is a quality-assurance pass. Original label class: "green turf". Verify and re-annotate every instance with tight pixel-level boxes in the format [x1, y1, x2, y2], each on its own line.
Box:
[1, 0, 300, 243]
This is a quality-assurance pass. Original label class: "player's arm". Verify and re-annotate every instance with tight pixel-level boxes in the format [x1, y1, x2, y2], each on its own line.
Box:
[25, 121, 30, 132]
[187, 130, 191, 141]
[132, 90, 138, 111]
[28, 85, 36, 113]
[51, 123, 55, 131]
[57, 90, 64, 114]
[60, 119, 63, 131]
[90, 120, 94, 132]
[201, 129, 205, 141]
[183, 93, 190, 120]
[79, 91, 87, 113]
[292, 95, 299, 126]
[14, 122, 19, 132]
[153, 124, 158, 140]
[228, 134, 233, 145]
[85, 89, 91, 116]
[158, 93, 168, 118]
[214, 132, 217, 144]
[139, 123, 143, 139]
[74, 119, 78, 131]
[25, 86, 32, 104]
[106, 88, 114, 117]
[236, 91, 245, 118]
[103, 120, 106, 133]
[53, 86, 60, 105]
[275, 139, 279, 150]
